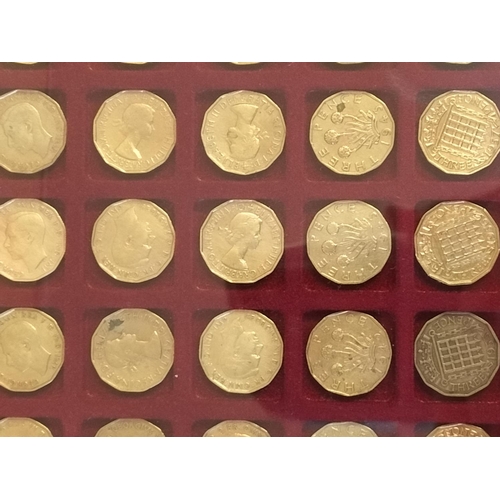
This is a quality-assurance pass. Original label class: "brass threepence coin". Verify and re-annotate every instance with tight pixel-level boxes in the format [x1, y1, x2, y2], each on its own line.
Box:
[200, 199, 284, 284]
[427, 423, 489, 437]
[0, 308, 64, 392]
[310, 91, 394, 175]
[92, 199, 175, 283]
[91, 309, 174, 392]
[419, 91, 500, 175]
[415, 312, 499, 397]
[94, 90, 176, 174]
[307, 200, 391, 285]
[312, 422, 377, 437]
[201, 90, 285, 175]
[95, 419, 164, 437]
[199, 309, 283, 394]
[0, 417, 52, 437]
[0, 89, 66, 173]
[306, 311, 392, 396]
[204, 420, 270, 437]
[415, 201, 499, 286]
[0, 198, 66, 282]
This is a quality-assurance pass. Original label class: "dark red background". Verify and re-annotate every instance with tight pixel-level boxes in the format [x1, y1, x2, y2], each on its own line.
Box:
[1, 62, 500, 437]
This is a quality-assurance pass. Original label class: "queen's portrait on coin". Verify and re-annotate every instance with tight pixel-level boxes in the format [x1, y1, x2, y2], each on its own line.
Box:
[115, 103, 155, 161]
[227, 103, 262, 161]
[1, 102, 52, 157]
[0, 321, 50, 375]
[112, 207, 155, 268]
[220, 212, 262, 271]
[4, 211, 47, 272]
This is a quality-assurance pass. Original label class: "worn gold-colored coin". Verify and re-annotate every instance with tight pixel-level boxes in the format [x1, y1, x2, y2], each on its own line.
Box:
[312, 422, 377, 437]
[427, 423, 489, 437]
[419, 91, 500, 175]
[306, 311, 392, 396]
[307, 200, 391, 285]
[94, 90, 175, 174]
[415, 312, 499, 397]
[91, 309, 174, 392]
[0, 308, 64, 392]
[201, 90, 285, 175]
[0, 198, 66, 282]
[204, 420, 270, 437]
[199, 309, 283, 394]
[0, 89, 66, 173]
[92, 199, 175, 283]
[95, 418, 164, 437]
[230, 62, 260, 65]
[0, 417, 52, 437]
[310, 91, 394, 175]
[200, 199, 283, 284]
[415, 201, 499, 286]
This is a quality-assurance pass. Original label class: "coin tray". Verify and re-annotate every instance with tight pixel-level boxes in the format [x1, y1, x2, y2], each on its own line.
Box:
[2, 62, 500, 436]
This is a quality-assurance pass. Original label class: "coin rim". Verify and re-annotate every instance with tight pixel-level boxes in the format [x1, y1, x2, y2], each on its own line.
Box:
[0, 307, 65, 392]
[91, 308, 174, 392]
[418, 90, 500, 175]
[95, 418, 165, 437]
[0, 89, 67, 174]
[306, 310, 392, 397]
[0, 198, 67, 282]
[306, 200, 392, 285]
[91, 198, 176, 283]
[427, 423, 489, 437]
[414, 311, 500, 397]
[0, 417, 53, 437]
[203, 419, 270, 437]
[311, 421, 378, 437]
[414, 201, 500, 286]
[201, 89, 286, 175]
[199, 309, 284, 394]
[93, 90, 176, 174]
[309, 90, 395, 175]
[200, 199, 284, 284]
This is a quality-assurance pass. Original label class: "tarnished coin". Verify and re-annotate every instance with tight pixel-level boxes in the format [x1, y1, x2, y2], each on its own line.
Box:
[201, 90, 285, 175]
[94, 90, 175, 174]
[95, 419, 164, 437]
[310, 91, 394, 175]
[199, 309, 283, 394]
[200, 199, 283, 284]
[415, 312, 499, 397]
[306, 311, 392, 396]
[204, 420, 270, 437]
[312, 422, 377, 437]
[419, 91, 500, 175]
[0, 308, 64, 392]
[427, 423, 489, 437]
[307, 200, 391, 285]
[0, 89, 66, 173]
[415, 201, 499, 286]
[0, 417, 52, 437]
[92, 199, 175, 283]
[0, 198, 66, 282]
[91, 309, 174, 392]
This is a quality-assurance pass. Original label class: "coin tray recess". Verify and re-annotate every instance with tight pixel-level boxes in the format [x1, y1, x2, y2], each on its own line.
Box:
[1, 62, 500, 436]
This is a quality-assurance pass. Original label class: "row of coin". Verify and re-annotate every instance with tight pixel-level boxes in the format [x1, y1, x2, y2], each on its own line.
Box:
[1, 198, 497, 287]
[1, 89, 498, 176]
[0, 308, 497, 398]
[0, 418, 490, 437]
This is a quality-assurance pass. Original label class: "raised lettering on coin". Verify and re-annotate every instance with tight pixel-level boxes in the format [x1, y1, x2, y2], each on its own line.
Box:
[312, 422, 377, 437]
[0, 417, 52, 437]
[415, 312, 499, 397]
[427, 423, 489, 437]
[95, 418, 164, 437]
[92, 199, 175, 283]
[199, 309, 283, 394]
[306, 311, 392, 396]
[0, 308, 64, 392]
[91, 309, 174, 392]
[415, 201, 499, 286]
[204, 420, 270, 437]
